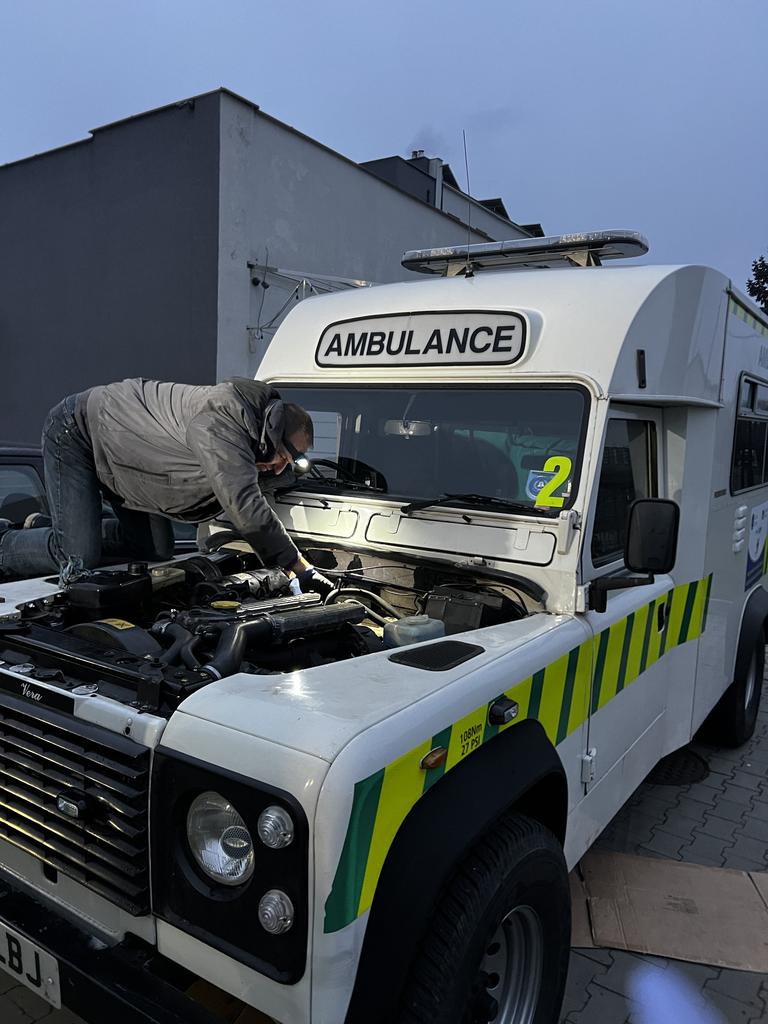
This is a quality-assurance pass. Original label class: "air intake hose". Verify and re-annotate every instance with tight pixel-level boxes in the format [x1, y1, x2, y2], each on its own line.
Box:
[202, 603, 366, 679]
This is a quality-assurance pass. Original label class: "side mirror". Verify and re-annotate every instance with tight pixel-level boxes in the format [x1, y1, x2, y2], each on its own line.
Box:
[625, 499, 680, 574]
[590, 498, 680, 613]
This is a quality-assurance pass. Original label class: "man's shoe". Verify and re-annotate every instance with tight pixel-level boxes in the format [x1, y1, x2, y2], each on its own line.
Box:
[23, 512, 52, 529]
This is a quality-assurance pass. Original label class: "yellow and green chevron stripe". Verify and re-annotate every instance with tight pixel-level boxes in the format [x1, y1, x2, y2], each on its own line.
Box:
[323, 574, 713, 933]
[729, 296, 768, 339]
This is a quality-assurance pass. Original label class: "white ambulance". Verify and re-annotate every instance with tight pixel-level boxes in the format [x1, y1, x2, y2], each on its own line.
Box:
[0, 231, 765, 1024]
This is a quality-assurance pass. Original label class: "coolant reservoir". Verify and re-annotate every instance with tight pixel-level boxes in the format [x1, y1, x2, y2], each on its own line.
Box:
[150, 565, 186, 590]
[383, 615, 446, 649]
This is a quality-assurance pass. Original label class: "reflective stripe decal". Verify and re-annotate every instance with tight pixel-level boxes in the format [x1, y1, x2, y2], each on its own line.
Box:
[357, 740, 432, 917]
[324, 769, 384, 934]
[615, 611, 635, 694]
[729, 296, 768, 338]
[677, 581, 698, 647]
[600, 617, 629, 709]
[639, 599, 656, 674]
[556, 646, 581, 744]
[527, 668, 546, 721]
[625, 601, 650, 686]
[538, 652, 570, 742]
[591, 628, 610, 714]
[567, 643, 592, 738]
[324, 573, 713, 933]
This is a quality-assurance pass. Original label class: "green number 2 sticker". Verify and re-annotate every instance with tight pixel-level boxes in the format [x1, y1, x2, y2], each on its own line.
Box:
[534, 456, 573, 508]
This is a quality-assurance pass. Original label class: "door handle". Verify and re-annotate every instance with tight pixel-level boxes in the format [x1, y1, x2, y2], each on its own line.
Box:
[657, 599, 668, 632]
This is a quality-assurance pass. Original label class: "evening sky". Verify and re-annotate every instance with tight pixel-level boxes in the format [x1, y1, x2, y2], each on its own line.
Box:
[1, 0, 765, 287]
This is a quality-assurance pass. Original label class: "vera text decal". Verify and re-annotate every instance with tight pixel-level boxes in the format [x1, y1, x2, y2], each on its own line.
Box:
[316, 311, 526, 367]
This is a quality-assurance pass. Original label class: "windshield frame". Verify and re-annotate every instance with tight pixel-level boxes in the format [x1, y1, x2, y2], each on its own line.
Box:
[275, 381, 592, 517]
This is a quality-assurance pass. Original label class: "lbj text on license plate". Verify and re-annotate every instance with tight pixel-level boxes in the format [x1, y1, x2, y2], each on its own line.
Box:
[0, 920, 61, 1008]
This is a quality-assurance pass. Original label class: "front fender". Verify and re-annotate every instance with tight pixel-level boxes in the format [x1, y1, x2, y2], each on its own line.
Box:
[342, 718, 565, 1024]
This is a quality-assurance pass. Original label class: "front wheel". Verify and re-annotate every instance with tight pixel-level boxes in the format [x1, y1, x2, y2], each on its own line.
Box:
[397, 813, 570, 1024]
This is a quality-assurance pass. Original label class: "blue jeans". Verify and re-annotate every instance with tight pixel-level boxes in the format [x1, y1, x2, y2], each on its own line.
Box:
[0, 395, 174, 582]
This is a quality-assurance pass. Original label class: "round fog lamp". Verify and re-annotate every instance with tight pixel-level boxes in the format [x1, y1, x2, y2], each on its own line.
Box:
[186, 791, 254, 887]
[258, 890, 294, 934]
[257, 805, 295, 849]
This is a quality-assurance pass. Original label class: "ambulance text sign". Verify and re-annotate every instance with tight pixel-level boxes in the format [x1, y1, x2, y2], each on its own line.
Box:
[315, 311, 526, 368]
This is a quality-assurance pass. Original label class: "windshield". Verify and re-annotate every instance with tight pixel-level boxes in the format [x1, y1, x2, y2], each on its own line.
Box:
[278, 386, 588, 513]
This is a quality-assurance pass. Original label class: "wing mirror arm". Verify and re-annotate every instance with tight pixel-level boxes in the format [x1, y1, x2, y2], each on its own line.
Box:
[589, 574, 654, 614]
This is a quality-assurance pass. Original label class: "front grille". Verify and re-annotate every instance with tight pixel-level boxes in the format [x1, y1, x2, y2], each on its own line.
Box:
[0, 692, 150, 914]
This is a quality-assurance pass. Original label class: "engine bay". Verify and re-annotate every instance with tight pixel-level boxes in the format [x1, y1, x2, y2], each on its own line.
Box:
[0, 547, 538, 715]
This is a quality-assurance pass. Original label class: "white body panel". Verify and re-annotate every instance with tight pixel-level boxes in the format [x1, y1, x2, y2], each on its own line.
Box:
[258, 264, 728, 404]
[175, 614, 568, 764]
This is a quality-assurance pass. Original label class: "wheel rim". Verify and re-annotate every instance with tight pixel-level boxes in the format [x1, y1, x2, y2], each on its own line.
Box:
[744, 650, 757, 711]
[472, 905, 544, 1024]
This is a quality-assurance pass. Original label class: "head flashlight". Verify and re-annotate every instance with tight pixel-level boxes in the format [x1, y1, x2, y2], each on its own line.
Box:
[283, 437, 311, 475]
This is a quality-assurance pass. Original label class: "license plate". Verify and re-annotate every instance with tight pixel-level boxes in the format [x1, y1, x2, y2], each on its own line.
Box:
[0, 920, 61, 1008]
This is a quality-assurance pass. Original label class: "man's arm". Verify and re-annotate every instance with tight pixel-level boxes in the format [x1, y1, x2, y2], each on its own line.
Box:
[186, 397, 302, 569]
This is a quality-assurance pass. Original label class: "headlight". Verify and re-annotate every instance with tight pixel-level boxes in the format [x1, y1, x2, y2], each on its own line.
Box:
[153, 750, 309, 982]
[186, 791, 255, 887]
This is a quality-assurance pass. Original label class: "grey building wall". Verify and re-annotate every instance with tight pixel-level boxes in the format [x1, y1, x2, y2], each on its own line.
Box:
[0, 95, 221, 442]
[0, 88, 531, 442]
[216, 91, 521, 380]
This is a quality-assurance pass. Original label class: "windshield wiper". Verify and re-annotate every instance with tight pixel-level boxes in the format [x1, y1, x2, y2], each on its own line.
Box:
[401, 492, 547, 516]
[292, 476, 386, 494]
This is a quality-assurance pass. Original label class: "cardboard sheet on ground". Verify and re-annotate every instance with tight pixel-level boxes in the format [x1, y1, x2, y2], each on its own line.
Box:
[571, 851, 768, 972]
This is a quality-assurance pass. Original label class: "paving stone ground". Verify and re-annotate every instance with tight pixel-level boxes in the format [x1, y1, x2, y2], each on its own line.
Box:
[561, 679, 768, 1024]
[0, 683, 766, 1023]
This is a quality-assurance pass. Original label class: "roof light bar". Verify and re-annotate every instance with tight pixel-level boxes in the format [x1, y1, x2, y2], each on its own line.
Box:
[401, 230, 649, 276]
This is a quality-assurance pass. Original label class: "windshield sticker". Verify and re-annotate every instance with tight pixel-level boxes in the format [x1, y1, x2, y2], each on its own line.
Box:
[745, 499, 768, 589]
[315, 311, 526, 367]
[526, 469, 556, 502]
[533, 456, 573, 508]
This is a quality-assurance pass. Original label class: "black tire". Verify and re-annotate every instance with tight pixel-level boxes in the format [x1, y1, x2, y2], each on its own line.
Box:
[396, 813, 570, 1024]
[706, 635, 764, 748]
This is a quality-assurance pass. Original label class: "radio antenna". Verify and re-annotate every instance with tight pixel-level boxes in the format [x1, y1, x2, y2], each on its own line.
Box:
[462, 129, 474, 277]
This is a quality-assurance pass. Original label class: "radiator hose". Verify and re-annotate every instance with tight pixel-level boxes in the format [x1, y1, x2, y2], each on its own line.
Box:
[152, 622, 194, 665]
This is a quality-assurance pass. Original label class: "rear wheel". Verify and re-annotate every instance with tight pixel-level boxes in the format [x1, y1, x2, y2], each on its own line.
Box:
[397, 813, 570, 1024]
[706, 634, 764, 747]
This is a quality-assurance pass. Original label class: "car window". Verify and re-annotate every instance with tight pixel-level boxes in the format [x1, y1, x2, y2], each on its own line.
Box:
[591, 419, 657, 566]
[0, 465, 47, 523]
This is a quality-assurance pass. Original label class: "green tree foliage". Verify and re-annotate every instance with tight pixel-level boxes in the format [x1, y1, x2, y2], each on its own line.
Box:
[747, 253, 768, 314]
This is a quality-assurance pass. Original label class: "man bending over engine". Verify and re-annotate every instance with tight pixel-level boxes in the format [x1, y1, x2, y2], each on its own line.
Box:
[0, 378, 330, 593]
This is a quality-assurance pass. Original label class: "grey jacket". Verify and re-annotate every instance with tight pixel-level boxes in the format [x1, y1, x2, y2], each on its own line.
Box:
[78, 378, 300, 568]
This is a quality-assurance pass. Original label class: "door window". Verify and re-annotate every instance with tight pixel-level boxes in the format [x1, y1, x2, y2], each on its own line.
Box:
[731, 375, 768, 493]
[0, 465, 47, 523]
[591, 419, 657, 566]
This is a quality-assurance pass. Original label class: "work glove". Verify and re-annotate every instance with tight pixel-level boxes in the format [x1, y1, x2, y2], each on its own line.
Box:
[296, 566, 336, 600]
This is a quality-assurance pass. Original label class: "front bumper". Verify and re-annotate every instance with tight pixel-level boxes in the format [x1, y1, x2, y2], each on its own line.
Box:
[0, 874, 223, 1024]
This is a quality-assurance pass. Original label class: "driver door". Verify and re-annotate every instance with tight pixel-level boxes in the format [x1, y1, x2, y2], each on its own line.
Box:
[581, 407, 681, 799]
